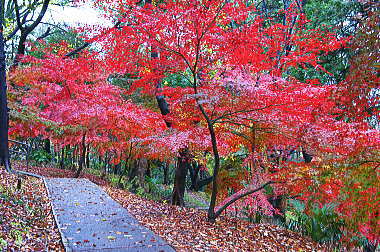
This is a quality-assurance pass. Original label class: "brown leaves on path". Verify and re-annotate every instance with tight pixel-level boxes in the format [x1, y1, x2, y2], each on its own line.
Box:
[0, 166, 64, 251]
[104, 186, 326, 252]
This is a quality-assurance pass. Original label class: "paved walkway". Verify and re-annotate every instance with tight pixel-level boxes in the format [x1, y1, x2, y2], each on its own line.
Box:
[44, 178, 174, 251]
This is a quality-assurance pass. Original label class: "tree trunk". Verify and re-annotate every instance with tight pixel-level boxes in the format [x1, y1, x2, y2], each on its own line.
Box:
[302, 150, 313, 163]
[114, 163, 121, 175]
[44, 139, 51, 155]
[171, 149, 189, 206]
[13, 32, 27, 66]
[0, 4, 10, 172]
[128, 159, 137, 182]
[163, 161, 170, 185]
[129, 158, 148, 191]
[74, 134, 86, 178]
[101, 152, 110, 177]
[188, 162, 200, 191]
[195, 176, 213, 191]
[59, 147, 65, 169]
[268, 196, 286, 223]
[12, 0, 51, 67]
[206, 123, 221, 222]
[85, 144, 90, 169]
[136, 158, 148, 189]
[213, 181, 273, 219]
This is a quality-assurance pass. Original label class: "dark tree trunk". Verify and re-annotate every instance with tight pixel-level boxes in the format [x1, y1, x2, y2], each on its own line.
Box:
[85, 144, 90, 169]
[119, 144, 133, 188]
[171, 149, 190, 206]
[44, 139, 51, 154]
[144, 4, 185, 204]
[213, 181, 273, 219]
[114, 163, 121, 175]
[136, 158, 148, 189]
[65, 145, 70, 168]
[12, 0, 51, 67]
[302, 150, 313, 163]
[74, 134, 86, 178]
[163, 161, 169, 185]
[268, 196, 286, 223]
[205, 123, 220, 222]
[188, 162, 200, 191]
[129, 158, 148, 192]
[0, 7, 10, 172]
[128, 159, 138, 182]
[13, 32, 27, 66]
[145, 160, 152, 178]
[195, 176, 213, 191]
[59, 147, 65, 169]
[101, 152, 111, 177]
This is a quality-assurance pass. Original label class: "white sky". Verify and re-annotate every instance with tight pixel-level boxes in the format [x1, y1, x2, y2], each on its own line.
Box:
[43, 3, 112, 27]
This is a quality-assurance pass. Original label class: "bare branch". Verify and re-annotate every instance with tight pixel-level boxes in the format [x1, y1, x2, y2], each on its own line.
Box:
[36, 27, 51, 40]
[24, 0, 50, 34]
[13, 0, 24, 32]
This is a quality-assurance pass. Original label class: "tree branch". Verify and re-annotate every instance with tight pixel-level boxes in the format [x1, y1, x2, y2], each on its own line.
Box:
[24, 0, 50, 34]
[64, 42, 90, 57]
[214, 181, 273, 218]
[64, 20, 121, 57]
[13, 0, 24, 32]
[36, 26, 51, 40]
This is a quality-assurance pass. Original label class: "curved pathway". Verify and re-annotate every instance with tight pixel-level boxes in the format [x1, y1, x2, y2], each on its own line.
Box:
[44, 178, 174, 251]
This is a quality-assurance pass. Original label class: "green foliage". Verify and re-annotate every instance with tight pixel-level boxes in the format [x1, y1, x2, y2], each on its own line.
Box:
[285, 0, 363, 85]
[107, 173, 121, 188]
[0, 237, 7, 251]
[10, 226, 24, 247]
[304, 0, 362, 33]
[30, 149, 51, 164]
[142, 176, 172, 201]
[151, 163, 175, 185]
[286, 200, 344, 244]
[163, 72, 192, 88]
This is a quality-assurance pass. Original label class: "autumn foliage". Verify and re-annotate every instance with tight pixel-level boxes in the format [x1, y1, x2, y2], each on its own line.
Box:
[8, 0, 379, 246]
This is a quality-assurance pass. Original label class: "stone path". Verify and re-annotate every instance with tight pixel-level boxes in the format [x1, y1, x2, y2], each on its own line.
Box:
[44, 178, 175, 252]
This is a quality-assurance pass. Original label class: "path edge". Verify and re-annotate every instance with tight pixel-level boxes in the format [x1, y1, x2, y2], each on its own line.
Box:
[101, 185, 177, 251]
[43, 177, 72, 252]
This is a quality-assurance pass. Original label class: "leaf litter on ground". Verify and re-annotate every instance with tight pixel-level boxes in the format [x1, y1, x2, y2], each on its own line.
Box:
[0, 165, 63, 251]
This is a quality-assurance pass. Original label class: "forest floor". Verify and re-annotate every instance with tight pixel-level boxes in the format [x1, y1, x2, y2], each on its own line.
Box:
[1, 161, 326, 251]
[0, 165, 63, 251]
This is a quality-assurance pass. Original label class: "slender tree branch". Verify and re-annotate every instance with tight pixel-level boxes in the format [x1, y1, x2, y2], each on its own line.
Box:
[24, 0, 50, 34]
[214, 181, 273, 218]
[64, 42, 90, 57]
[36, 26, 51, 40]
[212, 103, 290, 124]
[13, 0, 24, 32]
[64, 20, 121, 57]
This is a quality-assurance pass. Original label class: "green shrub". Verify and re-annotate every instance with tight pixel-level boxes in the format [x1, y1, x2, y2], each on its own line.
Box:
[286, 200, 344, 245]
[30, 149, 51, 164]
